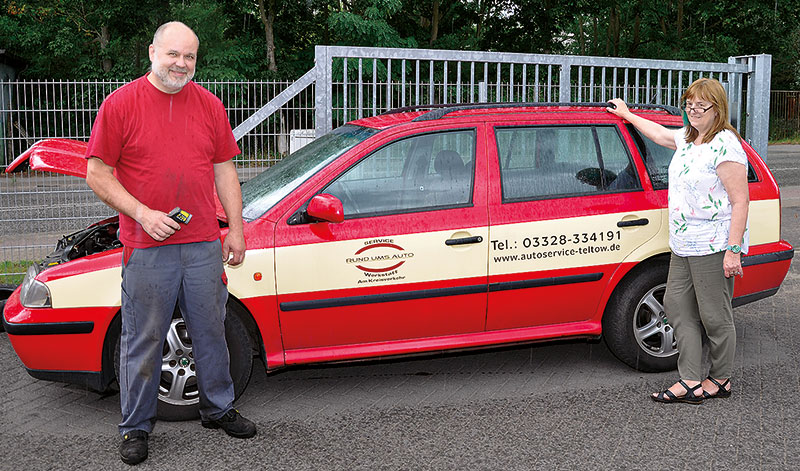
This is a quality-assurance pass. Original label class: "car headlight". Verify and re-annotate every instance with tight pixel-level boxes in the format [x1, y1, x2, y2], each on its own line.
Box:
[20, 264, 52, 308]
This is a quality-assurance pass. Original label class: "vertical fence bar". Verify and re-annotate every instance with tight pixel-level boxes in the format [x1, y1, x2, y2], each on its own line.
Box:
[470, 62, 475, 103]
[522, 64, 527, 102]
[401, 59, 406, 108]
[456, 61, 462, 103]
[496, 63, 501, 102]
[415, 60, 420, 106]
[382, 59, 392, 110]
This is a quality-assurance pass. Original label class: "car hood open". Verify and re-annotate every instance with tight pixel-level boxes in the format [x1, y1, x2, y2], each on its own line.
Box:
[6, 138, 88, 178]
[6, 138, 229, 222]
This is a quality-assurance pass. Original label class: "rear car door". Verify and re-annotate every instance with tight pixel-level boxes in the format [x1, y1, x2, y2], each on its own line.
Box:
[273, 125, 489, 361]
[486, 122, 663, 331]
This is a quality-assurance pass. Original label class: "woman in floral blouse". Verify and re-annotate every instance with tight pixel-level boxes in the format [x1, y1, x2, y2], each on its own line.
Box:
[607, 78, 748, 404]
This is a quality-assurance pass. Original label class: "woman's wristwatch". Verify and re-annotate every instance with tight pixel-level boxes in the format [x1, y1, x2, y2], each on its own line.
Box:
[726, 244, 741, 254]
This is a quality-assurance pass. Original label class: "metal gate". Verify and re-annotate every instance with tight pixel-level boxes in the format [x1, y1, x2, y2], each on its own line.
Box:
[236, 46, 771, 158]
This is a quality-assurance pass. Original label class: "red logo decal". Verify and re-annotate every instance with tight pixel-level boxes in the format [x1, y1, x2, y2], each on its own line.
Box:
[347, 240, 413, 274]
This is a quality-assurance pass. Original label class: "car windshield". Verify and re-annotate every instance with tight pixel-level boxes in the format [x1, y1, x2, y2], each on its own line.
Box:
[241, 125, 379, 221]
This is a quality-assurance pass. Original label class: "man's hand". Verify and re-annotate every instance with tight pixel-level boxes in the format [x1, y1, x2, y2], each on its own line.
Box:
[137, 206, 181, 242]
[222, 228, 245, 266]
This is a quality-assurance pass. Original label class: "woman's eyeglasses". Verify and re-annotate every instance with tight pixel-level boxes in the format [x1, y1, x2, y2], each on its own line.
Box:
[684, 103, 713, 114]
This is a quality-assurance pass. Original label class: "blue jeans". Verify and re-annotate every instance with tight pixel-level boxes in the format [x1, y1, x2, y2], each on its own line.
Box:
[118, 240, 234, 435]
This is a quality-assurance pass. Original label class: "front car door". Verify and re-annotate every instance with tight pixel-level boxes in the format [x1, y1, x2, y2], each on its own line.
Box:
[274, 125, 489, 363]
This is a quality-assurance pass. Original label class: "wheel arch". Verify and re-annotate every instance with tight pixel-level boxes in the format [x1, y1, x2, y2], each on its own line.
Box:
[100, 309, 122, 392]
[599, 252, 670, 322]
[226, 295, 267, 369]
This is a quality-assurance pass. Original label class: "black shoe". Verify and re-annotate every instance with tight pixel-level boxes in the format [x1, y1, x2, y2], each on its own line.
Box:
[119, 430, 148, 465]
[201, 409, 257, 438]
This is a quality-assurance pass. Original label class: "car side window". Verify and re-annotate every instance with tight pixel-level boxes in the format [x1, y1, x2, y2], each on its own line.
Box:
[626, 124, 758, 189]
[496, 125, 640, 202]
[324, 129, 475, 217]
[625, 124, 675, 190]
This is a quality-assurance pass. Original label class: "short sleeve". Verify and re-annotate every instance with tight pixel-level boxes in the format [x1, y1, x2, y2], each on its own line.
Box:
[85, 97, 123, 167]
[211, 101, 241, 164]
[716, 130, 747, 167]
[673, 127, 686, 149]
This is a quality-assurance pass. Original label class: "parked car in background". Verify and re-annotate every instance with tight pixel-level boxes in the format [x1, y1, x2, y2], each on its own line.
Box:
[2, 103, 793, 419]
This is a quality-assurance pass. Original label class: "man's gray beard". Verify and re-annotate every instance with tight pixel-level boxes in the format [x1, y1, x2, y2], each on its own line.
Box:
[151, 63, 194, 92]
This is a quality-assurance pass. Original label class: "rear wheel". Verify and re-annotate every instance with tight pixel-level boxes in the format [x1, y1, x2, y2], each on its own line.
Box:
[114, 302, 254, 421]
[603, 263, 678, 372]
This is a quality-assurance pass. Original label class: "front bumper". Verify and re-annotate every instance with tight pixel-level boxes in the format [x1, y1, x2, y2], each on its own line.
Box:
[3, 288, 117, 390]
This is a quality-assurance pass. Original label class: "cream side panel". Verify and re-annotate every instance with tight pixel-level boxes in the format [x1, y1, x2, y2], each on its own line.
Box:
[749, 199, 780, 245]
[48, 248, 277, 308]
[625, 208, 669, 261]
[276, 227, 489, 295]
[225, 249, 276, 299]
[489, 209, 663, 276]
[49, 267, 122, 308]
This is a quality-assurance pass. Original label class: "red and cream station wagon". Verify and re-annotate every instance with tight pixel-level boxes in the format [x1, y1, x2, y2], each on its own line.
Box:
[3, 103, 793, 419]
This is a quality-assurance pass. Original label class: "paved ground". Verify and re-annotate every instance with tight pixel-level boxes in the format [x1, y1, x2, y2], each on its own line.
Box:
[1, 146, 799, 470]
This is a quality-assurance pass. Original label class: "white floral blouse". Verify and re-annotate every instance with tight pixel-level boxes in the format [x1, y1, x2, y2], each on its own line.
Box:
[668, 128, 749, 257]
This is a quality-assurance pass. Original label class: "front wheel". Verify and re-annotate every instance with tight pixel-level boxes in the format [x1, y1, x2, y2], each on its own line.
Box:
[603, 263, 678, 372]
[114, 302, 254, 421]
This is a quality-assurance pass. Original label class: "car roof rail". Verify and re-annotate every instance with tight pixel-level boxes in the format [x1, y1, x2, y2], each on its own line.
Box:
[409, 102, 681, 121]
[381, 104, 454, 115]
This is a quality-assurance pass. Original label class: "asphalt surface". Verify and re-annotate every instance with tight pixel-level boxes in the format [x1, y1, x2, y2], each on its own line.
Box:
[1, 146, 799, 470]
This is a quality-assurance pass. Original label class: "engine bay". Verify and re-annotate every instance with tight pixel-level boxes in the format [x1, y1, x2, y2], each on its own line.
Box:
[40, 217, 121, 268]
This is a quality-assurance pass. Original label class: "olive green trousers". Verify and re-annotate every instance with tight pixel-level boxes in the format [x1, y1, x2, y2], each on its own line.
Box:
[664, 251, 736, 381]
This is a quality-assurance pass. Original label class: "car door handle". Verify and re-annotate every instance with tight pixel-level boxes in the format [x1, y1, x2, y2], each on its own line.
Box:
[617, 218, 649, 227]
[445, 236, 483, 246]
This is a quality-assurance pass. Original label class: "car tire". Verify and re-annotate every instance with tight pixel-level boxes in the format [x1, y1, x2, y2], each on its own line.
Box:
[0, 284, 18, 333]
[602, 262, 678, 372]
[114, 302, 254, 421]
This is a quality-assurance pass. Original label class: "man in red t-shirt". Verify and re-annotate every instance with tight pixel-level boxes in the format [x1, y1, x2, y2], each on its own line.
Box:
[85, 21, 256, 466]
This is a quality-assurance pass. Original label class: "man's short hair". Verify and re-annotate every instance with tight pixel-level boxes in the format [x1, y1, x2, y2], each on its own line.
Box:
[152, 21, 200, 48]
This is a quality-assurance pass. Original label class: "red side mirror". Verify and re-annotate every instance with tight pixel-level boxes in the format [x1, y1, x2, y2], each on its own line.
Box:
[307, 193, 344, 223]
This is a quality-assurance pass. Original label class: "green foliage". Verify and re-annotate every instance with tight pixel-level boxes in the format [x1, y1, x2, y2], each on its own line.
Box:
[3, 0, 800, 88]
[0, 260, 30, 285]
[171, 0, 263, 80]
[327, 0, 416, 48]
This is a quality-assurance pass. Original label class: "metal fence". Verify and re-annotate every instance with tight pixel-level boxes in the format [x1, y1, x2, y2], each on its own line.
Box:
[0, 47, 773, 283]
[770, 90, 800, 140]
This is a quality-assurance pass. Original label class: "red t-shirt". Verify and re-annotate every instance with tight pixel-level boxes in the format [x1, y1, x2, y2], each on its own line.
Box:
[86, 75, 240, 248]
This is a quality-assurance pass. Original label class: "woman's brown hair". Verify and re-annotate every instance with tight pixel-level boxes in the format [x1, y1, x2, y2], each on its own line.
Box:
[681, 78, 742, 144]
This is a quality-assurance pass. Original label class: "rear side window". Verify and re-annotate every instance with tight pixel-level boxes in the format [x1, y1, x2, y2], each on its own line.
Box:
[496, 125, 640, 202]
[626, 124, 677, 190]
[324, 129, 475, 217]
[626, 124, 758, 189]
